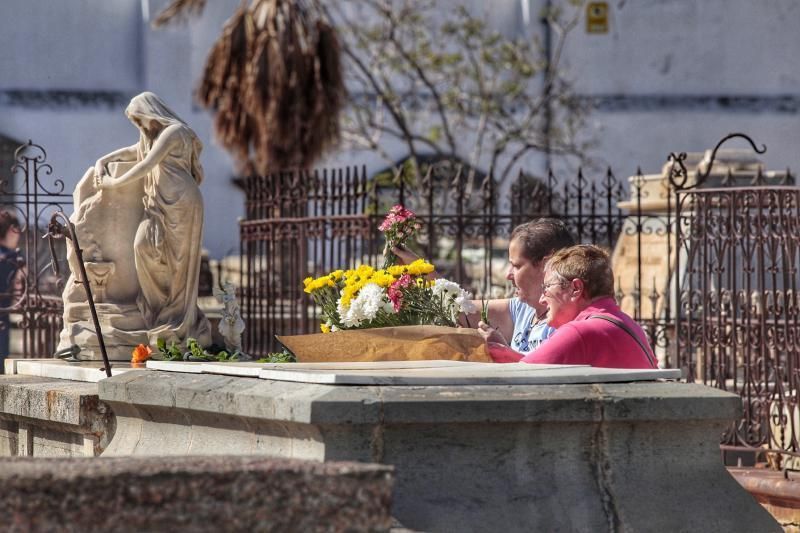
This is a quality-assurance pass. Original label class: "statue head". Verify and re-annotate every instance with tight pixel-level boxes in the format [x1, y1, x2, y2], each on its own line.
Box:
[124, 92, 205, 184]
[125, 92, 185, 133]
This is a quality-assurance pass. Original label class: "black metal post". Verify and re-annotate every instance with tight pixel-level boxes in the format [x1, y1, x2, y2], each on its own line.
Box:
[45, 212, 112, 377]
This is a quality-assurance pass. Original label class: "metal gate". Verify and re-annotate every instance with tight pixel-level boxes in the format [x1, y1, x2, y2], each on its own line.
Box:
[671, 137, 800, 455]
[0, 141, 71, 358]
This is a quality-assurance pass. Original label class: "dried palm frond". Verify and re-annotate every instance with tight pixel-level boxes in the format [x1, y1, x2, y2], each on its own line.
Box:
[195, 0, 345, 174]
[152, 0, 207, 28]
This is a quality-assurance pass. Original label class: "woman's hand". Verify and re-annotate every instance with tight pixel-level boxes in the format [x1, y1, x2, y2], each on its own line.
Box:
[477, 320, 509, 346]
[388, 245, 420, 265]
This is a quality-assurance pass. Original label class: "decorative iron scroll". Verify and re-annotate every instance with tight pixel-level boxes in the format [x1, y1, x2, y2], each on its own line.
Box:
[667, 132, 767, 191]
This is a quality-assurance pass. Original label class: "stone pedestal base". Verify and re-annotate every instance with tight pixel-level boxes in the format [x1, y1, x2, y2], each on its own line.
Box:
[59, 303, 147, 360]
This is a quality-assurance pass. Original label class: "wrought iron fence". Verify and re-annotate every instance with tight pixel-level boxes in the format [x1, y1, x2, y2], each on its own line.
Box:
[238, 160, 672, 360]
[0, 141, 71, 360]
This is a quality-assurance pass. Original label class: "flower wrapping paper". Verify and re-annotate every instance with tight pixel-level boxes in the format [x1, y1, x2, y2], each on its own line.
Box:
[277, 325, 491, 363]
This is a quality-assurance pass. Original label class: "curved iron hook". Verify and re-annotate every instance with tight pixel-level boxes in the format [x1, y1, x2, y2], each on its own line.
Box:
[667, 133, 766, 191]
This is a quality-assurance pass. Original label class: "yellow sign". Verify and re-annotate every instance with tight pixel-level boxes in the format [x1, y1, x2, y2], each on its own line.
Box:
[586, 2, 609, 34]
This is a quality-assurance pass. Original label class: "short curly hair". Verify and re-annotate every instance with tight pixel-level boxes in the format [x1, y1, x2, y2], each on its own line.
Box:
[510, 218, 574, 264]
[545, 244, 614, 299]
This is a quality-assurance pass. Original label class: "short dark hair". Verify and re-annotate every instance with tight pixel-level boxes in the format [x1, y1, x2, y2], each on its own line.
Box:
[0, 211, 20, 240]
[546, 244, 615, 299]
[510, 218, 575, 264]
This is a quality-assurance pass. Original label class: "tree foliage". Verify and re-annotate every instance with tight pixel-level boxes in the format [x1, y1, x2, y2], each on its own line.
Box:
[156, 0, 345, 175]
[328, 0, 589, 184]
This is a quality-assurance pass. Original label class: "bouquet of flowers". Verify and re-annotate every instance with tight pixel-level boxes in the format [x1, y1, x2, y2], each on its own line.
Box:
[303, 259, 477, 333]
[379, 204, 421, 268]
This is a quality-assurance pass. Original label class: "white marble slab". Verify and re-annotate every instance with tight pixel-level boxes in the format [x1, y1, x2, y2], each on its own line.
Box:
[260, 360, 490, 371]
[13, 359, 137, 383]
[201, 362, 267, 377]
[145, 360, 204, 373]
[258, 364, 682, 385]
[148, 360, 496, 378]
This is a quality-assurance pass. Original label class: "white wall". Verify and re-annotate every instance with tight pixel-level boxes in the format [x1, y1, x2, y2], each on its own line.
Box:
[558, 0, 800, 172]
[0, 0, 142, 91]
[563, 0, 800, 95]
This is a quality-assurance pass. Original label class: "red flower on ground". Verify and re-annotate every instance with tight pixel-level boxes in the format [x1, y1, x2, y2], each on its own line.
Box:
[131, 343, 153, 364]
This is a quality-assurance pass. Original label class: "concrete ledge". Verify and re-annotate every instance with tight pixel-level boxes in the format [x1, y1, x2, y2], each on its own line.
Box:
[0, 376, 111, 456]
[98, 370, 780, 532]
[0, 455, 393, 532]
[99, 370, 738, 425]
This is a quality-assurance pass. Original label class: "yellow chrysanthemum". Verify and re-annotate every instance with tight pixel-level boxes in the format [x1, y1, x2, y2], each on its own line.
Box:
[320, 323, 331, 333]
[369, 270, 396, 288]
[387, 265, 407, 277]
[405, 259, 435, 276]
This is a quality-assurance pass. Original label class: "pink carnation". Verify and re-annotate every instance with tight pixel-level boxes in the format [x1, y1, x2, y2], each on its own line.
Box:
[379, 205, 416, 232]
[387, 274, 413, 311]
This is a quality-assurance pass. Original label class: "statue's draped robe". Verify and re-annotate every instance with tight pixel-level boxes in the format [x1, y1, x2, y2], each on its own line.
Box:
[124, 92, 211, 346]
[134, 126, 210, 345]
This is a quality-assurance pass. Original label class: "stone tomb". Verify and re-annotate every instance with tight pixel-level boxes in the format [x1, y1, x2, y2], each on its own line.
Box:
[99, 362, 775, 532]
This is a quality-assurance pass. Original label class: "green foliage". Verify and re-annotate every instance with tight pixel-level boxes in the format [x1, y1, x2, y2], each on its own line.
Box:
[155, 338, 183, 361]
[153, 337, 253, 362]
[256, 350, 296, 364]
[481, 299, 490, 326]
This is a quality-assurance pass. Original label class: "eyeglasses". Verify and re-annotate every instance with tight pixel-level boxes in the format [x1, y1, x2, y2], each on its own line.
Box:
[541, 279, 567, 295]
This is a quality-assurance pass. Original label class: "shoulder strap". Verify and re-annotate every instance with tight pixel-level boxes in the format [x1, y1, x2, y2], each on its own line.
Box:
[587, 314, 658, 368]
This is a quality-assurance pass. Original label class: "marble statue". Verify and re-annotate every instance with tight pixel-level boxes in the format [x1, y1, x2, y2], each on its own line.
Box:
[58, 92, 211, 359]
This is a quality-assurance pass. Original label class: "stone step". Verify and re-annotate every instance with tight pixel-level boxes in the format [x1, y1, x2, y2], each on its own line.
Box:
[0, 455, 393, 532]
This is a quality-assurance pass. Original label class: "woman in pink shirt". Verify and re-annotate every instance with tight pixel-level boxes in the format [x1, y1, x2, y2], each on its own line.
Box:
[488, 244, 658, 369]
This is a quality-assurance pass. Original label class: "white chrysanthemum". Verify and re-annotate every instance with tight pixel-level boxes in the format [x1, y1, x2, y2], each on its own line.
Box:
[340, 283, 386, 327]
[455, 292, 477, 314]
[433, 278, 477, 321]
[336, 299, 352, 324]
[432, 278, 460, 297]
[340, 308, 363, 328]
[356, 283, 385, 320]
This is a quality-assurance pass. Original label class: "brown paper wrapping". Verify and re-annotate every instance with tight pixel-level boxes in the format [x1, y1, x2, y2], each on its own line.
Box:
[277, 325, 491, 363]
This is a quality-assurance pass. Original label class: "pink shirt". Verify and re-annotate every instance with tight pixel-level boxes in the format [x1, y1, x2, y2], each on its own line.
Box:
[489, 297, 657, 369]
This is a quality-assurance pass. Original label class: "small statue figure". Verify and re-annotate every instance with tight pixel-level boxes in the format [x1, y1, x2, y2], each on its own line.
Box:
[213, 280, 245, 354]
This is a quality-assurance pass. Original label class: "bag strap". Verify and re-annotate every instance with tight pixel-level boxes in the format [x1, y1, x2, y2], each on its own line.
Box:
[587, 314, 658, 368]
